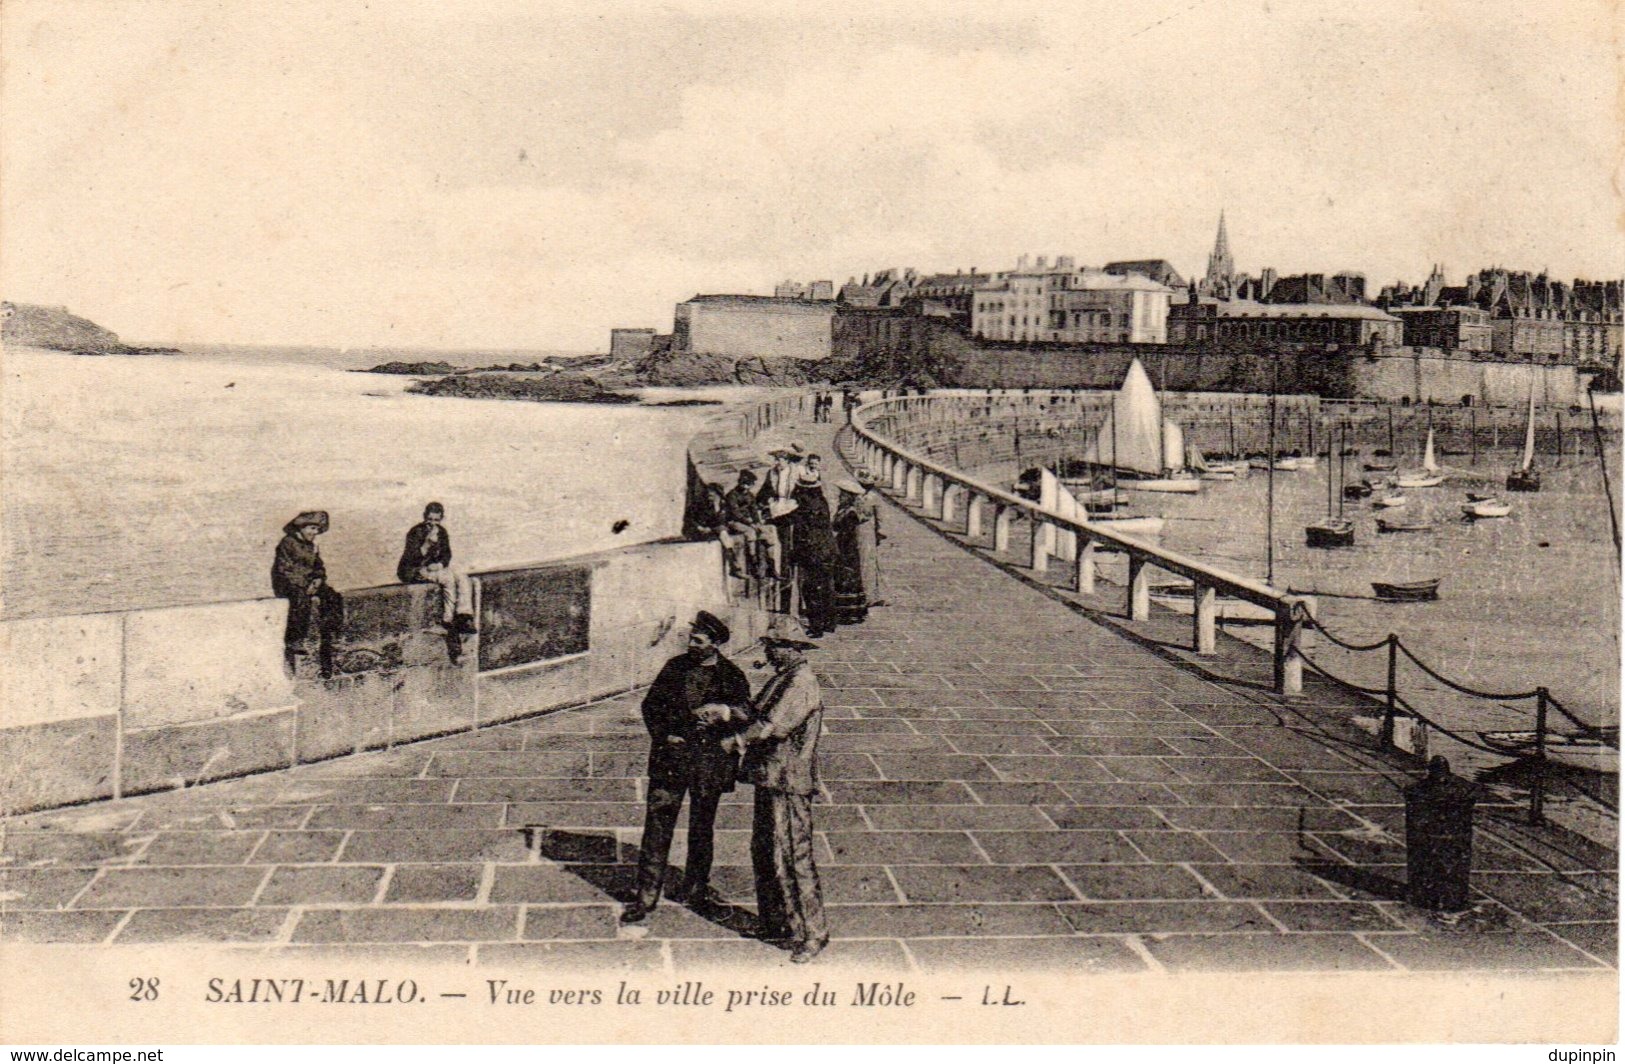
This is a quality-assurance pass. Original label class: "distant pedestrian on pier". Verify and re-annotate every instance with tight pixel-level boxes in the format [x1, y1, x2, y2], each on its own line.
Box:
[623, 610, 751, 927]
[272, 510, 344, 678]
[396, 502, 475, 637]
[725, 616, 828, 963]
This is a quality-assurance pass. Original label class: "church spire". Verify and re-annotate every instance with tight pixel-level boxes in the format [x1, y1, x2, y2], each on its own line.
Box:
[1202, 211, 1236, 298]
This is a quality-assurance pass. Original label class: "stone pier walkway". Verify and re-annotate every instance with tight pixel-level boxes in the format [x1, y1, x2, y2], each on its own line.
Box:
[0, 417, 1615, 974]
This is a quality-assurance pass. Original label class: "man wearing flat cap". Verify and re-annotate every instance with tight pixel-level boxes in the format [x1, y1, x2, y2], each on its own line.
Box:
[726, 616, 829, 963]
[624, 609, 752, 926]
[272, 510, 344, 678]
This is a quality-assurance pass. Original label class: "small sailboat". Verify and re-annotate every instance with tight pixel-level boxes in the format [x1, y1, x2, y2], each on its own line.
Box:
[1373, 492, 1408, 508]
[1466, 491, 1497, 502]
[1344, 480, 1375, 500]
[1191, 442, 1243, 480]
[1372, 577, 1442, 602]
[1376, 516, 1434, 533]
[1507, 385, 1542, 492]
[1396, 427, 1445, 488]
[1363, 461, 1397, 473]
[1462, 498, 1512, 519]
[1080, 359, 1202, 493]
[1306, 420, 1355, 548]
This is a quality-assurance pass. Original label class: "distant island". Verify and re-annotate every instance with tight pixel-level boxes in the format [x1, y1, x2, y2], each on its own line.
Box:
[1, 302, 179, 356]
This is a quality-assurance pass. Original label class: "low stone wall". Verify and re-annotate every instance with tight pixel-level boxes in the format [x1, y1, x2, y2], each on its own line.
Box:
[0, 393, 810, 816]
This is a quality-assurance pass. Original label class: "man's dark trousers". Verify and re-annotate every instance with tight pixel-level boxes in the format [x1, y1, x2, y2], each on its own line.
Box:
[634, 745, 730, 908]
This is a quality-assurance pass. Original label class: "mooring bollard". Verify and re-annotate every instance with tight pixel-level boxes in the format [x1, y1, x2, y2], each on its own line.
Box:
[1403, 755, 1479, 913]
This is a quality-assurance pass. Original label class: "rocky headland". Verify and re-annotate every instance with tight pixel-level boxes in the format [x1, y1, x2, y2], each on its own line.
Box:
[1, 302, 179, 356]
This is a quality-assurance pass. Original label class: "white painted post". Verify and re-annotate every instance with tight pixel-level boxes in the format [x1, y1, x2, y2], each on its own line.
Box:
[1193, 583, 1217, 655]
[941, 484, 960, 526]
[966, 495, 985, 539]
[1075, 538, 1097, 594]
[922, 474, 941, 517]
[905, 466, 922, 503]
[1031, 519, 1049, 574]
[891, 458, 907, 491]
[1274, 597, 1310, 696]
[993, 506, 1013, 552]
[1128, 556, 1151, 620]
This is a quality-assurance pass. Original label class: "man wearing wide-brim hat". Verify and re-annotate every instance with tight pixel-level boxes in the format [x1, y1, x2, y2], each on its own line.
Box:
[624, 609, 752, 926]
[271, 510, 344, 678]
[724, 616, 829, 962]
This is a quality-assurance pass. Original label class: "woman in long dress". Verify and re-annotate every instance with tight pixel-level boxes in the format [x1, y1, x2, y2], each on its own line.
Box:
[790, 456, 838, 637]
[853, 471, 884, 607]
[831, 480, 869, 625]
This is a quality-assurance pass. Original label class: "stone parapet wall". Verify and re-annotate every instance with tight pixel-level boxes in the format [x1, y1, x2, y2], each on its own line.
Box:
[0, 393, 808, 816]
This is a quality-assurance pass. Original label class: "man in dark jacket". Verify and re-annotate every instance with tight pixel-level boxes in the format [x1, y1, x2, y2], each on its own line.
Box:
[724, 469, 780, 579]
[272, 510, 344, 678]
[623, 610, 752, 926]
[396, 502, 475, 634]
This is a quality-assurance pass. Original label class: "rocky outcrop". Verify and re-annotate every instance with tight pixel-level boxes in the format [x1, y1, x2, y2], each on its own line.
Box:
[367, 360, 459, 375]
[1, 302, 173, 355]
[631, 348, 821, 387]
[407, 372, 637, 404]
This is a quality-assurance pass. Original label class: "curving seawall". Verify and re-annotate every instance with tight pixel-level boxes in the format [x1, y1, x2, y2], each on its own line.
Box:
[0, 392, 811, 816]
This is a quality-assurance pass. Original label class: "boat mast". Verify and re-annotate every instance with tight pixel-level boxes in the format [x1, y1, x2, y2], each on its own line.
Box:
[1587, 389, 1621, 564]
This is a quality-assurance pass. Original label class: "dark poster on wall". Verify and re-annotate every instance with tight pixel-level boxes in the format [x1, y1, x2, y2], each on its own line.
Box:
[477, 564, 592, 672]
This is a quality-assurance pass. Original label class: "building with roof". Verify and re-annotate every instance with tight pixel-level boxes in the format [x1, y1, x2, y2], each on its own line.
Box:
[1104, 260, 1186, 289]
[773, 280, 835, 301]
[971, 260, 1172, 344]
[672, 294, 836, 360]
[1380, 267, 1622, 366]
[1168, 294, 1402, 347]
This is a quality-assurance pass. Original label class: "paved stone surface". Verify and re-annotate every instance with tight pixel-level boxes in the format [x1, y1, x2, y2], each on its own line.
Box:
[0, 415, 1615, 974]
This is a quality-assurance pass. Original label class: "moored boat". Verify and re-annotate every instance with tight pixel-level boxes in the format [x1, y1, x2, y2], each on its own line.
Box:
[1078, 360, 1204, 494]
[1372, 578, 1441, 602]
[1376, 517, 1434, 533]
[1506, 383, 1542, 493]
[1305, 518, 1356, 548]
[1373, 492, 1407, 508]
[1462, 499, 1512, 519]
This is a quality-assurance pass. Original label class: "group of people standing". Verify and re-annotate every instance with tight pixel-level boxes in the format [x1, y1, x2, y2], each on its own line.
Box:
[695, 442, 884, 638]
[627, 610, 829, 962]
[808, 389, 858, 424]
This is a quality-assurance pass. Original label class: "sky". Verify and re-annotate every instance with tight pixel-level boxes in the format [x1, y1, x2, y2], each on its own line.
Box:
[2, 0, 1621, 351]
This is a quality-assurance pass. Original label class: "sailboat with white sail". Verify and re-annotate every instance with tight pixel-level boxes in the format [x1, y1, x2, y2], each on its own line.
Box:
[1078, 359, 1201, 493]
[1396, 425, 1445, 488]
[1506, 384, 1542, 492]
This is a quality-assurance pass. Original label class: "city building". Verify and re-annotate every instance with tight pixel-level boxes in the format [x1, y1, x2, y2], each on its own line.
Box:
[1168, 291, 1402, 347]
[971, 258, 1171, 345]
[773, 279, 835, 300]
[1388, 306, 1492, 353]
[838, 269, 917, 308]
[671, 294, 836, 360]
[1382, 267, 1623, 366]
[1104, 260, 1185, 289]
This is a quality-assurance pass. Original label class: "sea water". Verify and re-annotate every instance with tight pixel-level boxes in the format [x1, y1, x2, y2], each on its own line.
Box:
[0, 346, 741, 621]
